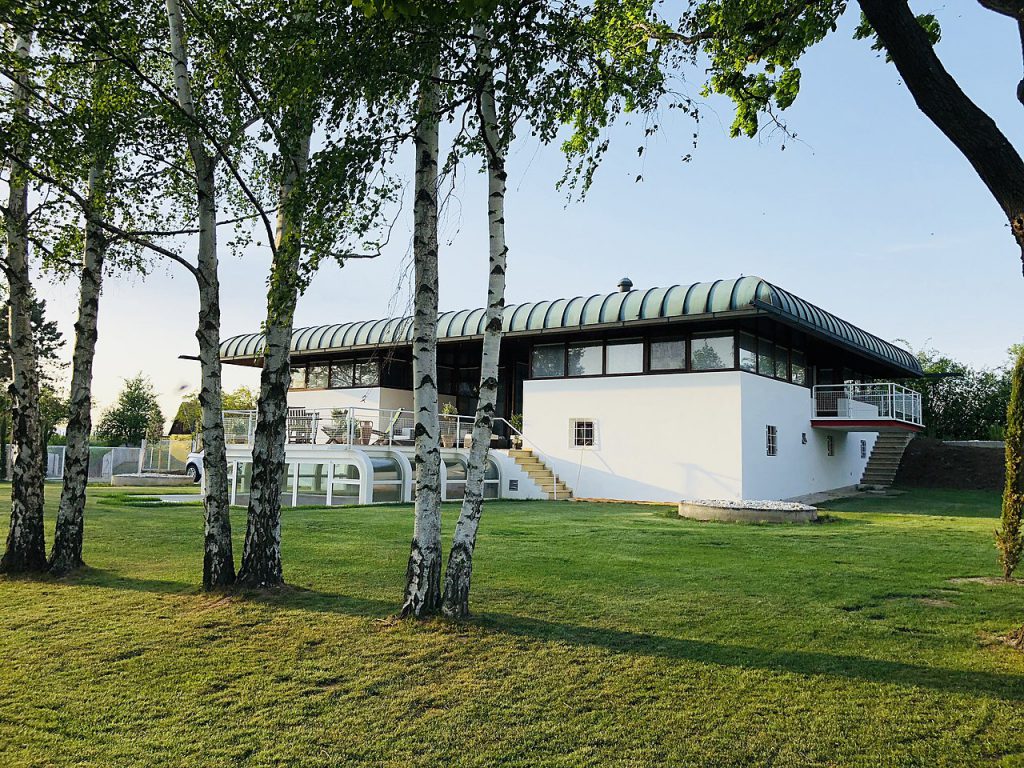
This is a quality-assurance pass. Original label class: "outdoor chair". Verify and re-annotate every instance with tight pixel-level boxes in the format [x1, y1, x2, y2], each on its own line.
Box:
[286, 408, 318, 444]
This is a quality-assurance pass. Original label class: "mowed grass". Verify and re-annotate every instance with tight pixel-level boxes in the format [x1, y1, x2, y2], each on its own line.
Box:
[2, 485, 1024, 767]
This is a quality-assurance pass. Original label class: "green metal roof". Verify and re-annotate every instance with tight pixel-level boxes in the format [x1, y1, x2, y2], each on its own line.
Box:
[220, 276, 922, 375]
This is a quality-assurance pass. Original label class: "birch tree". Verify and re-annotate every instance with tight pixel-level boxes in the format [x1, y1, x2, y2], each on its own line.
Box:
[223, 2, 406, 588]
[401, 63, 444, 617]
[163, 0, 236, 588]
[441, 0, 676, 617]
[0, 28, 46, 573]
[441, 25, 506, 619]
[0, 2, 187, 576]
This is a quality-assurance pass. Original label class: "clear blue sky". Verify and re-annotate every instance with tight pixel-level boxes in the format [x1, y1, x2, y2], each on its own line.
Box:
[35, 2, 1024, 421]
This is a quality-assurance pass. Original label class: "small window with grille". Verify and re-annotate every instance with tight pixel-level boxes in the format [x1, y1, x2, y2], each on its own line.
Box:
[766, 425, 778, 457]
[571, 419, 596, 448]
[827, 435, 835, 457]
[860, 439, 867, 459]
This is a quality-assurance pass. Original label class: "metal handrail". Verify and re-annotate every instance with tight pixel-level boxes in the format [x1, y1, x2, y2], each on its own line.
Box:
[811, 383, 923, 426]
[222, 406, 478, 449]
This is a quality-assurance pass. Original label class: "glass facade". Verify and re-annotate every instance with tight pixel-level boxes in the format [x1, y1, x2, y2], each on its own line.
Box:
[739, 333, 757, 372]
[532, 344, 566, 378]
[567, 344, 602, 377]
[296, 463, 329, 505]
[605, 341, 643, 374]
[527, 329, 810, 386]
[690, 335, 734, 371]
[330, 463, 361, 505]
[290, 358, 379, 390]
[650, 339, 686, 371]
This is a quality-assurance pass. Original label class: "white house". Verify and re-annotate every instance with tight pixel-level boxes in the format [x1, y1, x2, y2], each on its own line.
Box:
[218, 275, 923, 506]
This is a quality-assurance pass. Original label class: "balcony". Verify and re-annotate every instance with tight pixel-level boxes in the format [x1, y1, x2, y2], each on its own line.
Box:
[223, 406, 487, 449]
[811, 383, 924, 432]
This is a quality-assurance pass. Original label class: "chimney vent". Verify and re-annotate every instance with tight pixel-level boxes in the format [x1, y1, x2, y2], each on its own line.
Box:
[617, 277, 633, 293]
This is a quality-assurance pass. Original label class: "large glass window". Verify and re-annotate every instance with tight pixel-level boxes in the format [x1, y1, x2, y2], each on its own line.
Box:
[330, 361, 354, 388]
[307, 364, 329, 389]
[774, 347, 789, 380]
[370, 456, 403, 503]
[280, 464, 296, 508]
[567, 343, 602, 376]
[234, 461, 252, 506]
[354, 359, 379, 387]
[606, 341, 643, 374]
[757, 338, 773, 376]
[791, 350, 807, 386]
[444, 457, 468, 500]
[690, 335, 734, 371]
[739, 333, 757, 372]
[296, 463, 329, 506]
[532, 344, 565, 378]
[650, 339, 686, 371]
[484, 460, 500, 499]
[290, 366, 306, 389]
[330, 462, 360, 506]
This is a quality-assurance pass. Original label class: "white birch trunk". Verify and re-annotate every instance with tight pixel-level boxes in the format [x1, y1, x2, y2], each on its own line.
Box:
[442, 27, 508, 618]
[237, 123, 312, 589]
[48, 158, 106, 575]
[401, 68, 444, 618]
[1, 31, 46, 574]
[166, 0, 235, 588]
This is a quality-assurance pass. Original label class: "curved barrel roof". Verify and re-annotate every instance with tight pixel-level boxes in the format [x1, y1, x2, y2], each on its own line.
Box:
[220, 276, 922, 375]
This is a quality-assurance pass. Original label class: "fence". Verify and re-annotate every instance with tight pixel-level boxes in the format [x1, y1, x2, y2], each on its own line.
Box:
[223, 407, 479, 449]
[812, 383, 924, 427]
[141, 438, 192, 474]
[4, 445, 142, 482]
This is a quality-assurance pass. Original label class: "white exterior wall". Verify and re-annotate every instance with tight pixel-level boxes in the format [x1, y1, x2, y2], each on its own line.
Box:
[522, 373, 744, 502]
[287, 386, 383, 411]
[521, 371, 878, 503]
[738, 374, 876, 500]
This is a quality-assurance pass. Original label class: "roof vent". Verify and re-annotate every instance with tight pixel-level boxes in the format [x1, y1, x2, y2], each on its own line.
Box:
[617, 277, 633, 293]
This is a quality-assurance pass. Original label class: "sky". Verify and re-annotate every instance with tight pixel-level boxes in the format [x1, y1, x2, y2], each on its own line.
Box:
[31, 3, 1024, 424]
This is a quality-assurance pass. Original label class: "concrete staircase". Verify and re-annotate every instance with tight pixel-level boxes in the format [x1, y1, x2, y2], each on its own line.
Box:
[508, 448, 573, 500]
[859, 432, 914, 488]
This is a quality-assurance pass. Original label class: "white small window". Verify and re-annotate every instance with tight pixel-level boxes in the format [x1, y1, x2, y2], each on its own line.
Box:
[860, 439, 867, 459]
[766, 425, 778, 457]
[571, 419, 597, 448]
[827, 435, 835, 457]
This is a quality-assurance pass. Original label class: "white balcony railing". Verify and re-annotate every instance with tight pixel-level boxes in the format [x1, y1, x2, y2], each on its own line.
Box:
[812, 383, 923, 428]
[223, 406, 480, 449]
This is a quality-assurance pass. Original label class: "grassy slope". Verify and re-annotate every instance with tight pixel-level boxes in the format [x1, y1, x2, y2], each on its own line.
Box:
[1, 486, 1023, 767]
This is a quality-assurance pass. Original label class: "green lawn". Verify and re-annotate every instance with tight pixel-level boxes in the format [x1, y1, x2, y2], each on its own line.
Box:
[2, 485, 1023, 767]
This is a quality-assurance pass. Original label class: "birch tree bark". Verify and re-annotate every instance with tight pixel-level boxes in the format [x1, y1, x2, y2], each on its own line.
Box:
[442, 27, 508, 619]
[237, 121, 312, 589]
[1, 31, 47, 574]
[166, 0, 235, 588]
[401, 68, 444, 618]
[48, 158, 106, 575]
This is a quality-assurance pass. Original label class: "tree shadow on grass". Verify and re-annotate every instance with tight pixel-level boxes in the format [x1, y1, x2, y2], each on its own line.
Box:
[60, 569, 1024, 702]
[67, 567, 395, 618]
[473, 611, 1024, 702]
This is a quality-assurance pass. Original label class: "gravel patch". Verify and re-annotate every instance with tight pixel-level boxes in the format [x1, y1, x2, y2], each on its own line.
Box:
[687, 499, 817, 512]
